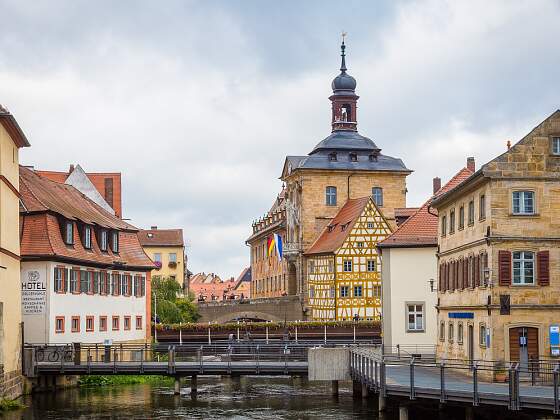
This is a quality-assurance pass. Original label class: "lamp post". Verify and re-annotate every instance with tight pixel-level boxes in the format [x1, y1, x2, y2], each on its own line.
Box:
[153, 290, 158, 343]
[429, 278, 435, 292]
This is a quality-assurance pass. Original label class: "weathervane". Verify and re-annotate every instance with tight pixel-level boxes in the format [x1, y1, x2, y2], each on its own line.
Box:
[341, 31, 347, 43]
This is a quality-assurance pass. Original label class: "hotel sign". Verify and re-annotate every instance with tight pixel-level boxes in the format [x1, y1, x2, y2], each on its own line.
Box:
[22, 269, 46, 315]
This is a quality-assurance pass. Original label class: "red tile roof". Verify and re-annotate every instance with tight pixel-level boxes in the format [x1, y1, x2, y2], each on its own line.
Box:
[378, 167, 474, 248]
[36, 168, 122, 217]
[395, 207, 420, 218]
[138, 229, 184, 247]
[19, 167, 154, 270]
[305, 197, 371, 255]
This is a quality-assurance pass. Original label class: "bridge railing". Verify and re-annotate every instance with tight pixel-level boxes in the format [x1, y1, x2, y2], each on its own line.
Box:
[350, 347, 560, 414]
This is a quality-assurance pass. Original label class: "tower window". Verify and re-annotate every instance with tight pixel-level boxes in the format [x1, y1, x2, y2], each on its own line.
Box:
[372, 187, 383, 207]
[341, 104, 352, 122]
[349, 153, 357, 162]
[369, 154, 377, 162]
[326, 186, 337, 206]
[328, 152, 337, 162]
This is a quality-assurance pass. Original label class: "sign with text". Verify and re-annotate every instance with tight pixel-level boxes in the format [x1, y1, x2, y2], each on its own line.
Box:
[21, 269, 47, 315]
[550, 325, 560, 357]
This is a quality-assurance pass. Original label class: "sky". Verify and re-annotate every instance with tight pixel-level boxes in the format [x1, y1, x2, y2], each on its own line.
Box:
[2, 0, 560, 279]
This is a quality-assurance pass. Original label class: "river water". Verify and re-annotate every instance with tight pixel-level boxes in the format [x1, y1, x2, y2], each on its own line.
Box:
[4, 377, 403, 419]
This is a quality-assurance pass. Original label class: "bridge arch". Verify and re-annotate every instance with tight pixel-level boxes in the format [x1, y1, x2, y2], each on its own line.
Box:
[212, 311, 284, 324]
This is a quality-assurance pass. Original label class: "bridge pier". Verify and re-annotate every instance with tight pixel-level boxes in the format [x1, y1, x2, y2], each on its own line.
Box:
[378, 393, 386, 412]
[190, 375, 197, 394]
[174, 377, 181, 395]
[398, 404, 408, 420]
[331, 380, 338, 397]
[352, 380, 361, 398]
[361, 382, 368, 399]
[464, 406, 474, 420]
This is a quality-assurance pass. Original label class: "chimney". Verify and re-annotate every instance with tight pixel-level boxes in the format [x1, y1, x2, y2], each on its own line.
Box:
[150, 226, 158, 230]
[467, 157, 475, 172]
[432, 177, 441, 194]
[507, 140, 511, 150]
[69, 164, 75, 173]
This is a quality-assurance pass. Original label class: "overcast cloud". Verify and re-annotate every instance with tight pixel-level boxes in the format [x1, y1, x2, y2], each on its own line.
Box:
[2, 0, 560, 278]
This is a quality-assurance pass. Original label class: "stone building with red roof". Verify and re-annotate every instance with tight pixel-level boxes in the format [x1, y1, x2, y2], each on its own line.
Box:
[378, 160, 474, 350]
[19, 166, 154, 344]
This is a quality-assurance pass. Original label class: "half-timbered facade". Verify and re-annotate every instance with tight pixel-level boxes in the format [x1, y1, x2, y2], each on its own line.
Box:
[432, 110, 560, 365]
[305, 196, 392, 320]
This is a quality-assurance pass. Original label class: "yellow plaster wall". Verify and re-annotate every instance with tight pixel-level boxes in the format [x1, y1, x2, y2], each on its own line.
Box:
[143, 245, 185, 284]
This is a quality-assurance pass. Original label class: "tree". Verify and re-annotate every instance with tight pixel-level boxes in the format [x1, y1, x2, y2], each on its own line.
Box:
[152, 277, 200, 324]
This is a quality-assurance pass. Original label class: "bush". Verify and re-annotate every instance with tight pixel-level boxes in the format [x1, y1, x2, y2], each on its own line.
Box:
[0, 398, 25, 412]
[78, 375, 172, 387]
[152, 277, 200, 324]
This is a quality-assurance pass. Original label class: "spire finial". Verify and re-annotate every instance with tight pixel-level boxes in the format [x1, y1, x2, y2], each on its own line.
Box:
[340, 31, 347, 73]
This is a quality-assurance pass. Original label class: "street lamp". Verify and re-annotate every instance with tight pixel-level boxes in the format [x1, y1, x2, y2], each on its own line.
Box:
[483, 267, 492, 287]
[153, 290, 158, 343]
[429, 278, 435, 292]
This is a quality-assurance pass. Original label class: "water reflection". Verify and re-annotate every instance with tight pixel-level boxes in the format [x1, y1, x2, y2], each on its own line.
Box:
[5, 376, 391, 419]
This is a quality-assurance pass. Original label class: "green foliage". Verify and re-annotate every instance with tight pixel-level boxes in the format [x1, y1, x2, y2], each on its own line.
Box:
[0, 398, 25, 412]
[78, 375, 172, 387]
[152, 277, 200, 324]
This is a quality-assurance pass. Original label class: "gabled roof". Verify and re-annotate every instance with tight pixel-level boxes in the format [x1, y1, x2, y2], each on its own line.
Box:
[65, 164, 115, 215]
[20, 166, 133, 231]
[305, 196, 371, 255]
[0, 105, 30, 148]
[138, 228, 184, 247]
[378, 167, 474, 248]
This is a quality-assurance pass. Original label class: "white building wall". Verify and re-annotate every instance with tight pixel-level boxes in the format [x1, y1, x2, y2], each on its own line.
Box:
[22, 261, 147, 344]
[382, 247, 438, 350]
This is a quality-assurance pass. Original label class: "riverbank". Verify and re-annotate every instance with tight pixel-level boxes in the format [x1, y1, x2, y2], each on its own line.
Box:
[78, 374, 173, 387]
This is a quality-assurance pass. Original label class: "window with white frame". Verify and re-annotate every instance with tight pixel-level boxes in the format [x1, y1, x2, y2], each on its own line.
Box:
[84, 226, 92, 249]
[54, 267, 65, 292]
[343, 260, 352, 272]
[406, 303, 424, 332]
[65, 221, 74, 244]
[448, 322, 454, 343]
[111, 231, 119, 253]
[479, 194, 486, 220]
[309, 286, 315, 298]
[479, 324, 487, 347]
[70, 269, 79, 293]
[468, 200, 475, 225]
[169, 253, 177, 263]
[552, 137, 560, 155]
[457, 323, 464, 344]
[439, 322, 445, 341]
[353, 285, 363, 297]
[512, 251, 535, 285]
[367, 260, 376, 272]
[512, 191, 535, 215]
[357, 241, 364, 248]
[330, 287, 335, 298]
[441, 215, 447, 236]
[340, 285, 349, 297]
[449, 209, 455, 234]
[100, 229, 108, 251]
[372, 187, 383, 206]
[326, 186, 337, 206]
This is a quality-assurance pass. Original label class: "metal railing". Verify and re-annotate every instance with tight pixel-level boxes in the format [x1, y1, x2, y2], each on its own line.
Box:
[350, 347, 560, 414]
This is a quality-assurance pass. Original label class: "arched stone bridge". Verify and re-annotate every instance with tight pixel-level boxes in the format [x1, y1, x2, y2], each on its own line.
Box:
[196, 296, 307, 323]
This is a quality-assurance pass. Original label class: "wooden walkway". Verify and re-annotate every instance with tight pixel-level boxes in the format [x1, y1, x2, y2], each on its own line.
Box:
[350, 348, 560, 414]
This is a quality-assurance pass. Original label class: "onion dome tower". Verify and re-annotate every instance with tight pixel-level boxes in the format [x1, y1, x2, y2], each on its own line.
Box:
[330, 35, 359, 132]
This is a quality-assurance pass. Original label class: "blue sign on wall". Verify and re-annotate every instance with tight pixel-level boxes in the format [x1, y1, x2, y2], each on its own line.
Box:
[448, 312, 474, 319]
[550, 325, 560, 356]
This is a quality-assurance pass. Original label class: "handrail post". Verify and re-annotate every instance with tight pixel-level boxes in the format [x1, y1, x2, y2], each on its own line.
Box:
[508, 363, 515, 410]
[87, 348, 91, 374]
[472, 362, 479, 406]
[553, 363, 559, 415]
[440, 361, 446, 403]
[324, 324, 327, 345]
[380, 360, 386, 397]
[374, 360, 378, 391]
[256, 344, 260, 374]
[409, 357, 416, 400]
[514, 363, 520, 411]
[227, 345, 232, 374]
[199, 345, 204, 374]
[140, 347, 144, 373]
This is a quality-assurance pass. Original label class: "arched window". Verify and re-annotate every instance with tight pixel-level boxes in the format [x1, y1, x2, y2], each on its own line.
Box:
[341, 104, 352, 122]
[372, 187, 383, 206]
[349, 152, 357, 162]
[326, 186, 337, 206]
[328, 152, 337, 162]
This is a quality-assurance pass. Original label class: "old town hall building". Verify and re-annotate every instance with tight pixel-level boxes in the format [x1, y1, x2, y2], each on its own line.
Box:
[249, 39, 411, 320]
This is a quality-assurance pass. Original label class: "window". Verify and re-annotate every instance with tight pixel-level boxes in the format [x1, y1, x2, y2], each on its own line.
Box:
[54, 267, 65, 293]
[122, 274, 131, 296]
[136, 316, 143, 330]
[457, 323, 464, 344]
[55, 317, 65, 333]
[328, 260, 334, 273]
[326, 186, 337, 206]
[479, 194, 486, 220]
[512, 251, 535, 285]
[340, 285, 349, 298]
[369, 153, 377, 162]
[99, 271, 108, 295]
[111, 231, 119, 253]
[86, 316, 94, 332]
[343, 260, 352, 272]
[367, 222, 374, 229]
[479, 324, 487, 347]
[70, 269, 79, 293]
[353, 285, 363, 297]
[112, 316, 120, 331]
[308, 260, 315, 274]
[357, 241, 364, 248]
[552, 137, 560, 155]
[84, 226, 92, 249]
[367, 260, 376, 272]
[330, 287, 335, 298]
[406, 304, 424, 332]
[309, 286, 315, 298]
[448, 322, 454, 343]
[100, 230, 108, 251]
[459, 206, 465, 229]
[71, 316, 80, 333]
[349, 152, 357, 162]
[99, 316, 107, 332]
[449, 209, 455, 234]
[512, 191, 535, 215]
[468, 200, 475, 225]
[439, 322, 445, 341]
[81, 270, 91, 294]
[65, 221, 74, 245]
[328, 152, 337, 162]
[372, 187, 383, 207]
[441, 215, 447, 236]
[169, 253, 177, 263]
[124, 316, 131, 330]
